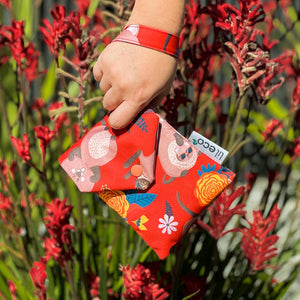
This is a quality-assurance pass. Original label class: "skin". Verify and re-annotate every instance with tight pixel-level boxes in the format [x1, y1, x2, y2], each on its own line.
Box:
[93, 0, 185, 129]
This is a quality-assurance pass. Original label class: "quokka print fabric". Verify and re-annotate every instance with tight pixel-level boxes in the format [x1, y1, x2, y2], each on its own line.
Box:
[59, 109, 235, 259]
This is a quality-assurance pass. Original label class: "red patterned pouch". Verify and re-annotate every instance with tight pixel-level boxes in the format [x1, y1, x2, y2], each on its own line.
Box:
[59, 110, 235, 259]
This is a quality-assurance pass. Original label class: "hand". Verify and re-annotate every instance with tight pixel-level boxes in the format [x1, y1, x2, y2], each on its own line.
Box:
[93, 41, 177, 129]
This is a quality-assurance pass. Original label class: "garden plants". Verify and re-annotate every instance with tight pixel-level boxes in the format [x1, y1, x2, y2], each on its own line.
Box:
[0, 0, 300, 299]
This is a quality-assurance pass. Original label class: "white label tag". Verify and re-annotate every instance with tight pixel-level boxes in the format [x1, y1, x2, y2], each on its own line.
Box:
[188, 131, 228, 164]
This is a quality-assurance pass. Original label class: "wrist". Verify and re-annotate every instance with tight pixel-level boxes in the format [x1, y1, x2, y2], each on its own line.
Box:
[126, 18, 183, 36]
[113, 24, 179, 58]
[127, 1, 185, 35]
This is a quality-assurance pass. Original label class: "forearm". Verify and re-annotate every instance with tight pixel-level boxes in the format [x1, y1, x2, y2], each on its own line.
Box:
[127, 0, 185, 35]
[93, 0, 184, 129]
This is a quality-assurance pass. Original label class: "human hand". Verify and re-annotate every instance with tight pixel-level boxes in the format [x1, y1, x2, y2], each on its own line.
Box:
[93, 41, 177, 129]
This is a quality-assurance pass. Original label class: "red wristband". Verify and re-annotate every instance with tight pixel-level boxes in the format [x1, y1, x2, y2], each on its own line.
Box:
[113, 24, 179, 58]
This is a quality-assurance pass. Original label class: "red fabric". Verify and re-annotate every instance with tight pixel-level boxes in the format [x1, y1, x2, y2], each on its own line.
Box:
[59, 111, 159, 192]
[59, 110, 235, 259]
[113, 24, 179, 58]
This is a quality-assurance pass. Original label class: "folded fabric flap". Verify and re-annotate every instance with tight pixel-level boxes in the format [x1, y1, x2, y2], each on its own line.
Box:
[60, 109, 235, 259]
[157, 118, 235, 212]
[59, 109, 159, 192]
[98, 161, 234, 259]
[98, 117, 235, 259]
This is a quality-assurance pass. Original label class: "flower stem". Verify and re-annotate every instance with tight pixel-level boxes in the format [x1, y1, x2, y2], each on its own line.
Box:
[65, 262, 80, 300]
[226, 92, 247, 150]
[17, 66, 29, 134]
[75, 190, 90, 298]
[56, 68, 84, 87]
[77, 71, 86, 135]
[190, 59, 210, 133]
[0, 86, 42, 261]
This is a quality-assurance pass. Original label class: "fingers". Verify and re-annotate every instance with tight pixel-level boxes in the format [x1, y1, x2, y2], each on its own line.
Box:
[102, 87, 123, 112]
[108, 101, 145, 130]
[93, 58, 111, 95]
[92, 59, 103, 81]
[92, 42, 177, 130]
[99, 77, 111, 95]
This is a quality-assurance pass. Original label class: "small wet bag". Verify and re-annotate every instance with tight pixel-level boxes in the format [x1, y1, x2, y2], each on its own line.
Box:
[59, 110, 235, 259]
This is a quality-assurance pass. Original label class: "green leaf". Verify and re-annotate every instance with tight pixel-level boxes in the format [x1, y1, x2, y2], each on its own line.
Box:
[282, 153, 291, 165]
[277, 249, 296, 265]
[0, 260, 15, 281]
[266, 99, 288, 119]
[109, 229, 122, 274]
[0, 261, 34, 300]
[68, 81, 80, 98]
[273, 19, 287, 35]
[247, 123, 264, 144]
[99, 251, 108, 300]
[286, 127, 295, 142]
[7, 170, 19, 200]
[249, 111, 266, 130]
[295, 42, 300, 60]
[87, 0, 100, 18]
[139, 246, 153, 262]
[288, 6, 298, 23]
[41, 61, 57, 101]
[15, 280, 35, 300]
[11, 0, 34, 38]
[0, 274, 12, 300]
[6, 102, 18, 129]
[273, 269, 298, 299]
[183, 289, 201, 300]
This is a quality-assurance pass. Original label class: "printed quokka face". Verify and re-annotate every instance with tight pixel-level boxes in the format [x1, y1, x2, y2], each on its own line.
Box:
[60, 124, 117, 192]
[59, 110, 235, 260]
[158, 119, 198, 180]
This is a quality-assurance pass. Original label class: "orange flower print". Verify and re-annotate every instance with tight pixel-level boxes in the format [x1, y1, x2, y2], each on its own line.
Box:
[98, 190, 129, 218]
[194, 172, 229, 206]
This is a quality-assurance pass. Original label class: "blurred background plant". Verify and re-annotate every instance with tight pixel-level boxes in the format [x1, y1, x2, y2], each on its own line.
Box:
[0, 0, 299, 299]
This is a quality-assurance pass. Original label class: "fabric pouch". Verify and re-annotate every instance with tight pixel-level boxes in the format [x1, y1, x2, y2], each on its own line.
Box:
[59, 110, 235, 259]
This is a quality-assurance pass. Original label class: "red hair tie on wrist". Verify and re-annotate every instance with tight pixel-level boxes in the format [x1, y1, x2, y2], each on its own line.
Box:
[113, 24, 179, 58]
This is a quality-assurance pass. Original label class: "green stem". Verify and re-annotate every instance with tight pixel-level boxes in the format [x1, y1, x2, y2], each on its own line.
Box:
[56, 68, 84, 87]
[58, 91, 79, 103]
[276, 109, 295, 166]
[0, 167, 18, 202]
[26, 158, 55, 199]
[65, 262, 81, 300]
[17, 66, 29, 134]
[191, 59, 210, 133]
[226, 137, 252, 163]
[101, 10, 123, 24]
[78, 71, 86, 135]
[130, 237, 144, 267]
[84, 96, 103, 107]
[61, 55, 80, 71]
[227, 92, 248, 150]
[101, 0, 121, 11]
[100, 27, 122, 39]
[18, 162, 43, 258]
[275, 180, 300, 265]
[221, 79, 238, 149]
[170, 242, 187, 299]
[0, 86, 42, 261]
[75, 190, 90, 299]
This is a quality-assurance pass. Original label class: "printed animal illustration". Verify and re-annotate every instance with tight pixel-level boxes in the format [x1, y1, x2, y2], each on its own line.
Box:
[158, 118, 198, 182]
[60, 123, 117, 192]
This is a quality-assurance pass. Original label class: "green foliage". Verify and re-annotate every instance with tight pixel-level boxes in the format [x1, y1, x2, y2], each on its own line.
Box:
[0, 0, 300, 299]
